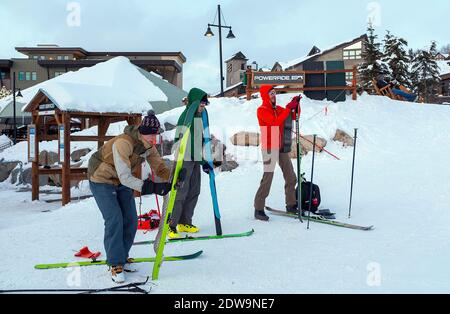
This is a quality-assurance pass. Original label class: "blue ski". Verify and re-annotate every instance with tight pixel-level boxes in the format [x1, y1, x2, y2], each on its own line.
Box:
[202, 109, 222, 236]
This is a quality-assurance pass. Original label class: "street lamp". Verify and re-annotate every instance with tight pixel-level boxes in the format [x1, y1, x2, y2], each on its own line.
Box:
[12, 72, 23, 145]
[204, 4, 235, 97]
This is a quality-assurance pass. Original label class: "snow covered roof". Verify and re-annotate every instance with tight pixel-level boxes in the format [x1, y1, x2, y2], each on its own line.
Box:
[437, 60, 450, 76]
[275, 34, 367, 71]
[213, 81, 244, 97]
[277, 53, 321, 71]
[17, 56, 167, 114]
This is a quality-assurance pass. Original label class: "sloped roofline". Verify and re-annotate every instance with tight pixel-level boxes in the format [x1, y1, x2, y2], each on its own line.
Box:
[283, 34, 368, 70]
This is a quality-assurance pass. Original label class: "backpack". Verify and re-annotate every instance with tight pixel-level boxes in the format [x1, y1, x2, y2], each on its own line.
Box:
[296, 175, 321, 213]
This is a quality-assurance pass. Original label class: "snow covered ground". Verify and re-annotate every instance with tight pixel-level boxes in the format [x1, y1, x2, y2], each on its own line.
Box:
[1, 94, 449, 293]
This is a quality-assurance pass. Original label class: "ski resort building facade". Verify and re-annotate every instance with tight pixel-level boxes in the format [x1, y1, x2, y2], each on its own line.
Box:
[221, 35, 367, 98]
[0, 44, 186, 91]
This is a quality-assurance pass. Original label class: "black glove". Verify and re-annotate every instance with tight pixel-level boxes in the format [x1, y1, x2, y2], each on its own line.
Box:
[153, 182, 172, 196]
[202, 163, 213, 174]
[141, 179, 155, 196]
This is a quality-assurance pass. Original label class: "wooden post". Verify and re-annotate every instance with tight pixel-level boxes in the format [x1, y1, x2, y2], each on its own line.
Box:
[61, 113, 71, 206]
[352, 66, 358, 101]
[246, 67, 253, 101]
[97, 117, 110, 150]
[31, 113, 40, 201]
[132, 115, 142, 198]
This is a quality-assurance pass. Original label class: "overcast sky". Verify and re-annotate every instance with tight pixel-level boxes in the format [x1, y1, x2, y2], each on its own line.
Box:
[1, 0, 448, 93]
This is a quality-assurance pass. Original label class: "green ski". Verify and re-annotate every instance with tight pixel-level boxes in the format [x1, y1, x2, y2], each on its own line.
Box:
[266, 207, 374, 231]
[35, 250, 203, 270]
[152, 99, 200, 280]
[134, 229, 254, 246]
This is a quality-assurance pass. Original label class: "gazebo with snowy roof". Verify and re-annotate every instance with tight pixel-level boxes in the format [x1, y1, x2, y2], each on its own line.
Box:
[23, 56, 167, 205]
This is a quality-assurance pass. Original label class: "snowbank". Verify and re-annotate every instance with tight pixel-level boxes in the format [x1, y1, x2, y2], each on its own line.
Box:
[0, 57, 167, 115]
[0, 94, 450, 293]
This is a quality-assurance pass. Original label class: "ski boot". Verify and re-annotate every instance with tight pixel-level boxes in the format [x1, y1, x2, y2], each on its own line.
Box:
[124, 258, 138, 273]
[168, 226, 181, 239]
[177, 224, 200, 234]
[255, 209, 269, 221]
[110, 265, 125, 283]
[286, 205, 300, 215]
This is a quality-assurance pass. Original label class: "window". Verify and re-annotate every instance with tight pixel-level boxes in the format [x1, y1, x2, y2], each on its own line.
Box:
[0, 72, 6, 79]
[39, 56, 46, 60]
[57, 56, 63, 60]
[31, 72, 37, 81]
[25, 72, 31, 81]
[32, 56, 39, 60]
[343, 49, 362, 60]
[64, 55, 69, 60]
[241, 63, 245, 70]
[18, 72, 25, 81]
[227, 63, 232, 73]
[346, 72, 354, 81]
[54, 71, 65, 77]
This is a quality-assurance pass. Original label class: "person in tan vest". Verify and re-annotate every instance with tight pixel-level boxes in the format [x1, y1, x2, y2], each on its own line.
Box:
[88, 110, 171, 283]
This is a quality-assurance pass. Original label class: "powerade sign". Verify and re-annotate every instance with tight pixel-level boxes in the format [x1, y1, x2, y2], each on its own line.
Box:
[252, 73, 305, 85]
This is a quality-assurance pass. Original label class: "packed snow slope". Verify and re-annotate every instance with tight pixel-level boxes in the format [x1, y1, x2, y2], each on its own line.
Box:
[1, 94, 449, 293]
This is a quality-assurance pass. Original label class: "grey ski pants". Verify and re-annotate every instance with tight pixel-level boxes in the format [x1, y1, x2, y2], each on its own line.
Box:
[169, 161, 201, 228]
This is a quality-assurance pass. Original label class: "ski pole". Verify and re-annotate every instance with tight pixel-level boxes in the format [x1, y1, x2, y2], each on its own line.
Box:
[307, 135, 317, 230]
[295, 96, 303, 223]
[348, 128, 358, 218]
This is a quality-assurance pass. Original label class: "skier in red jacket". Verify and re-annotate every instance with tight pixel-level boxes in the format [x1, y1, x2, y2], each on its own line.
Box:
[254, 85, 301, 221]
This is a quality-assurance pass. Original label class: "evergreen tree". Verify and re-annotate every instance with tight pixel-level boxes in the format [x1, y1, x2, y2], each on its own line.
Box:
[358, 23, 387, 90]
[383, 31, 412, 88]
[411, 41, 441, 102]
[409, 49, 420, 94]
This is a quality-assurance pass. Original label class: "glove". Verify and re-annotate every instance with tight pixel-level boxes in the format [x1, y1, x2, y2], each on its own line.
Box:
[286, 96, 301, 111]
[202, 163, 213, 174]
[153, 182, 172, 196]
[141, 179, 155, 196]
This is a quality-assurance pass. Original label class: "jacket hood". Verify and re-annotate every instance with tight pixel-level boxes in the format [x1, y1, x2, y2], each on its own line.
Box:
[187, 88, 207, 108]
[124, 125, 141, 141]
[260, 85, 274, 108]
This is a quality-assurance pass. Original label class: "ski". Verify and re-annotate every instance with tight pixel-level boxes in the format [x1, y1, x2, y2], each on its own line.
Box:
[265, 207, 374, 231]
[134, 229, 254, 246]
[152, 101, 199, 280]
[202, 109, 222, 235]
[1, 278, 151, 294]
[34, 250, 203, 270]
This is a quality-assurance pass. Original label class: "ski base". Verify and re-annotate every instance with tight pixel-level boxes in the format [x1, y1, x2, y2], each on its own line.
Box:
[134, 230, 254, 246]
[35, 250, 203, 270]
[265, 207, 374, 231]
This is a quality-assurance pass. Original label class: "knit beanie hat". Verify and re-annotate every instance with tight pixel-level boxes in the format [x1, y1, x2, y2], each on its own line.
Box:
[139, 110, 163, 135]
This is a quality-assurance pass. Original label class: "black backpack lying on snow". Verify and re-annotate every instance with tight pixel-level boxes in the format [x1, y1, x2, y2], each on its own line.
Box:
[296, 175, 321, 213]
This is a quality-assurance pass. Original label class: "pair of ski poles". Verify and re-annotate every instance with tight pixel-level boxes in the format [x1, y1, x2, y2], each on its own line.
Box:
[294, 96, 359, 228]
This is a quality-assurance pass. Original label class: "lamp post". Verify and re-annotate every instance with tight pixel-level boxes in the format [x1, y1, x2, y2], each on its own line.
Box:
[205, 4, 235, 97]
[12, 72, 23, 145]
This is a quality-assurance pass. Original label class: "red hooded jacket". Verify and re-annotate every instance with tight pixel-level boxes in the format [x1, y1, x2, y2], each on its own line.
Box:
[257, 85, 293, 151]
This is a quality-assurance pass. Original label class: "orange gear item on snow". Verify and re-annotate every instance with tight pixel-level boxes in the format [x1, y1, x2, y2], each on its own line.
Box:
[74, 246, 101, 260]
[137, 210, 161, 231]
